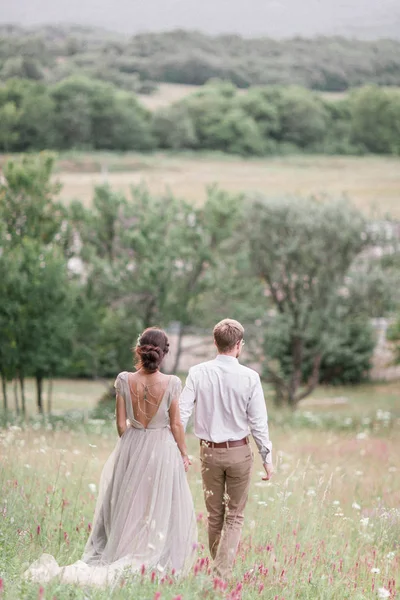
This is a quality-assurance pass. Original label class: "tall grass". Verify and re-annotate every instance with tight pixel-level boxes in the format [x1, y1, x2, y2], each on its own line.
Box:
[1, 408, 399, 599]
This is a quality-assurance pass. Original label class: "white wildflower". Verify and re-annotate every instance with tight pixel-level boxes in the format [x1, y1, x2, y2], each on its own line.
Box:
[378, 588, 390, 599]
[88, 483, 97, 494]
[371, 567, 380, 574]
[360, 517, 369, 527]
[352, 502, 361, 510]
[386, 552, 395, 561]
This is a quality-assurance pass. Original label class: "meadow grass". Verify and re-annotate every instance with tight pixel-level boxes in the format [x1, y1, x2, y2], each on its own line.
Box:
[50, 153, 400, 219]
[0, 380, 399, 599]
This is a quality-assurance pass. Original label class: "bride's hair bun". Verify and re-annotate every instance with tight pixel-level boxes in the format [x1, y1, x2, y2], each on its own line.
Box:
[134, 328, 169, 372]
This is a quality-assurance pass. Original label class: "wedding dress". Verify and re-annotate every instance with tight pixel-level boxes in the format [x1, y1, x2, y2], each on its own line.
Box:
[24, 372, 197, 587]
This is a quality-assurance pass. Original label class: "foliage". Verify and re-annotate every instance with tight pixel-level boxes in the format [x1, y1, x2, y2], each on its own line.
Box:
[0, 154, 74, 413]
[268, 316, 376, 385]
[1, 77, 400, 155]
[2, 25, 400, 92]
[0, 153, 398, 415]
[245, 196, 392, 407]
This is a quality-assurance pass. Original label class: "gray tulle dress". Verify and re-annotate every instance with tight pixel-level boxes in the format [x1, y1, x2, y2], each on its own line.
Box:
[24, 372, 197, 587]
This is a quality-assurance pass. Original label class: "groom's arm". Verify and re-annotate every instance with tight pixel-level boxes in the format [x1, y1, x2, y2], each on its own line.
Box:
[247, 374, 273, 465]
[179, 369, 196, 431]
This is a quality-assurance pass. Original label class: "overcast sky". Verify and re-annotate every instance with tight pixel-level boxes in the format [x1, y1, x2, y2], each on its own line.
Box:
[1, 0, 400, 38]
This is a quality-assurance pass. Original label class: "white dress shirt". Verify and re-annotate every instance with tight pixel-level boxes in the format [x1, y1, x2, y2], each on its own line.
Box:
[180, 355, 272, 464]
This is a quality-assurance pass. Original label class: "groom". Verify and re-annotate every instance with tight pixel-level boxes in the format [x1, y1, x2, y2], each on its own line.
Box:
[180, 318, 273, 580]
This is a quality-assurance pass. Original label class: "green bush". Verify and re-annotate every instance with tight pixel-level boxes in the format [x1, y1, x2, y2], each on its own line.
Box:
[267, 316, 375, 386]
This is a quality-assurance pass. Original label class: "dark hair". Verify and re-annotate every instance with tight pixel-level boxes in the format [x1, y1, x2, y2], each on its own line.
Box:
[134, 327, 169, 373]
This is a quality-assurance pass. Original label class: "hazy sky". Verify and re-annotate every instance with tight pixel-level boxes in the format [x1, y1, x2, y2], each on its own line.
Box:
[1, 0, 400, 38]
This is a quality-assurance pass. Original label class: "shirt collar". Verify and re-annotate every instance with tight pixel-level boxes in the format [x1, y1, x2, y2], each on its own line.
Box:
[215, 354, 239, 363]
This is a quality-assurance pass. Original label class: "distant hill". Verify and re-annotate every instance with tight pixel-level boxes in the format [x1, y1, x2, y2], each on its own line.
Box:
[1, 0, 400, 39]
[1, 26, 400, 92]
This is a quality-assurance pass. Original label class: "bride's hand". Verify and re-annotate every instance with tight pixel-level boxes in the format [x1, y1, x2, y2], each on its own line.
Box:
[182, 455, 191, 472]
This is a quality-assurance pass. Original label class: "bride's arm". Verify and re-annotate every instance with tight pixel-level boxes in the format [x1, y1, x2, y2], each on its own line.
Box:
[116, 393, 127, 437]
[169, 398, 190, 470]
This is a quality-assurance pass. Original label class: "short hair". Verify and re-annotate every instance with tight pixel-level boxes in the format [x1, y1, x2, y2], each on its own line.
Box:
[213, 319, 244, 352]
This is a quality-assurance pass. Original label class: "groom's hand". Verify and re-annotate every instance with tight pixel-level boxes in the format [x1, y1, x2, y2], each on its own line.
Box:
[262, 463, 274, 480]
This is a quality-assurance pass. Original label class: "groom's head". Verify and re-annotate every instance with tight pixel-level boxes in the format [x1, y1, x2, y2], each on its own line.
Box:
[213, 319, 245, 358]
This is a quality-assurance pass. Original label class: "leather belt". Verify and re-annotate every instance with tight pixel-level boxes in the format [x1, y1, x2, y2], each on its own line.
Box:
[200, 437, 249, 449]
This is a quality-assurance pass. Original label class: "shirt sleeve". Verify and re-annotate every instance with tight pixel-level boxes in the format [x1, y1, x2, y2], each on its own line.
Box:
[179, 369, 196, 431]
[247, 374, 272, 464]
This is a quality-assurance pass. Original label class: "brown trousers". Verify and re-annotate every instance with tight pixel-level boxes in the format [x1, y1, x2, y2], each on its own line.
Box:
[200, 443, 253, 580]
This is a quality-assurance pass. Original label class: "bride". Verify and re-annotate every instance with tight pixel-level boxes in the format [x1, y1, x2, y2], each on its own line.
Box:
[25, 327, 198, 587]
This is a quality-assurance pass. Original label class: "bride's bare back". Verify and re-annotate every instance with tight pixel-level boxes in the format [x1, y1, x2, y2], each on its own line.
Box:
[127, 372, 172, 428]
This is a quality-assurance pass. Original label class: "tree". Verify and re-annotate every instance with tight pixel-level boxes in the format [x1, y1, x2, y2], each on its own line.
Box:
[0, 102, 20, 151]
[350, 86, 400, 154]
[0, 153, 73, 414]
[273, 87, 329, 148]
[0, 152, 66, 247]
[245, 196, 380, 408]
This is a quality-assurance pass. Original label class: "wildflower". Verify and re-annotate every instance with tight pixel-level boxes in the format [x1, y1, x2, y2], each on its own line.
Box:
[377, 588, 390, 599]
[371, 568, 380, 574]
[37, 525, 41, 535]
[141, 564, 146, 576]
[352, 502, 361, 510]
[360, 517, 369, 527]
[153, 593, 161, 600]
[88, 483, 97, 494]
[386, 552, 395, 561]
[0, 578, 3, 594]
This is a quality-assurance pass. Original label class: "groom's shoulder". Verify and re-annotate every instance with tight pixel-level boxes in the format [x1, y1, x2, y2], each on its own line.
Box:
[188, 359, 216, 375]
[237, 363, 261, 381]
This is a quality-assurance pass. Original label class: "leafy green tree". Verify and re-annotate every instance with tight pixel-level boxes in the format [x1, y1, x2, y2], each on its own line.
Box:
[274, 87, 329, 148]
[245, 196, 382, 408]
[0, 153, 73, 414]
[0, 153, 66, 247]
[350, 86, 400, 154]
[0, 102, 20, 151]
[152, 104, 198, 150]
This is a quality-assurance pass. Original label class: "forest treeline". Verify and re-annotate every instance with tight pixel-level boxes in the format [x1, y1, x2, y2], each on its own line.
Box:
[1, 25, 400, 91]
[1, 77, 400, 155]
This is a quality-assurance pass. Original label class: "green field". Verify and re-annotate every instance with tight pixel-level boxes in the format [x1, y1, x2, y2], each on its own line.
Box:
[48, 153, 400, 218]
[1, 379, 399, 599]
